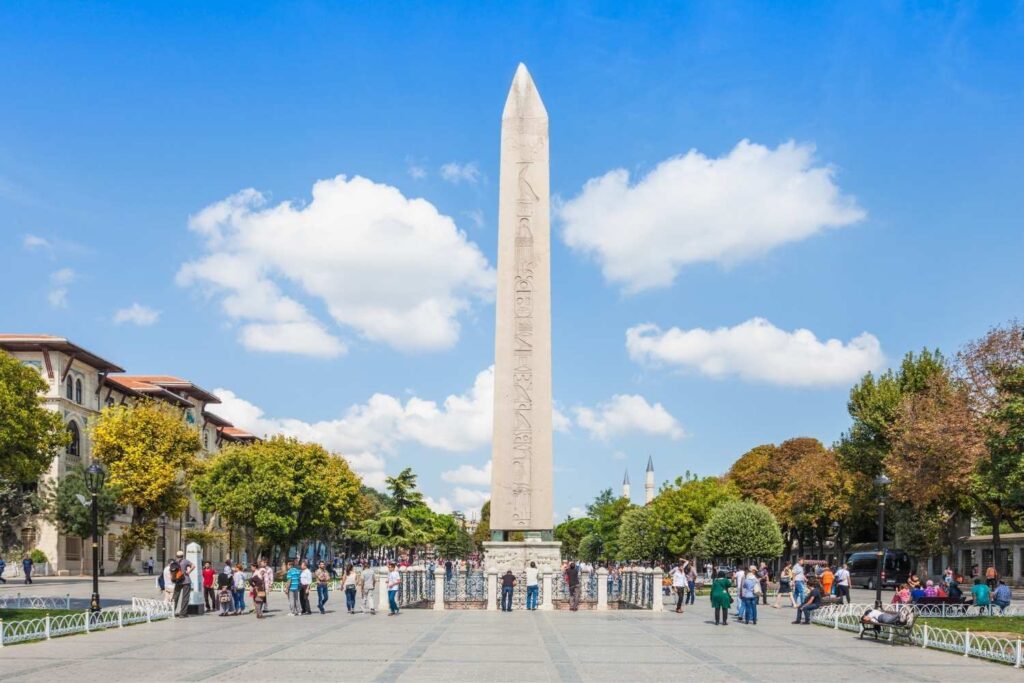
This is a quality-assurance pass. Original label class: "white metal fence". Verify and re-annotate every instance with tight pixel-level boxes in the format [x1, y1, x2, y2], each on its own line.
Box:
[0, 593, 72, 610]
[811, 602, 1024, 667]
[0, 597, 173, 646]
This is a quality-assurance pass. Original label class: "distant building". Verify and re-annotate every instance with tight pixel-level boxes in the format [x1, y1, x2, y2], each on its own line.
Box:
[645, 455, 655, 504]
[622, 469, 631, 500]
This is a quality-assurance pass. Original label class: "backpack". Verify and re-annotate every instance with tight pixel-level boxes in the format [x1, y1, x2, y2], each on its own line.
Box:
[169, 560, 186, 585]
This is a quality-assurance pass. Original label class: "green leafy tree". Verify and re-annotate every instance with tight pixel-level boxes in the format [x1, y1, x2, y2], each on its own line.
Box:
[349, 467, 433, 557]
[693, 499, 784, 560]
[554, 516, 593, 560]
[578, 532, 604, 563]
[616, 505, 658, 561]
[91, 401, 202, 573]
[195, 437, 362, 559]
[648, 474, 738, 557]
[433, 513, 474, 558]
[585, 488, 632, 560]
[0, 352, 67, 548]
[44, 464, 119, 572]
[472, 500, 491, 551]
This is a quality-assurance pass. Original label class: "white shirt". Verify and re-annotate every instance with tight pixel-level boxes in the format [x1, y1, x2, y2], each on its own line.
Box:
[671, 567, 686, 587]
[835, 568, 850, 586]
[526, 567, 539, 587]
[300, 568, 312, 586]
[793, 563, 806, 583]
[388, 569, 401, 589]
[735, 570, 745, 587]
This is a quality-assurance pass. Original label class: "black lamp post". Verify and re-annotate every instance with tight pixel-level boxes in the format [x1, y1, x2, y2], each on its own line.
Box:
[159, 514, 169, 568]
[84, 463, 106, 613]
[873, 474, 891, 608]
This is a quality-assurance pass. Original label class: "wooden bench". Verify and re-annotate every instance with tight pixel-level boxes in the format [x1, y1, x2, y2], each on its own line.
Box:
[858, 606, 916, 644]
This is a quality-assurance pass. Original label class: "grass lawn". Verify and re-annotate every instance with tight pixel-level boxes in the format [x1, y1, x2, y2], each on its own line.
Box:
[919, 616, 1024, 637]
[0, 608, 79, 622]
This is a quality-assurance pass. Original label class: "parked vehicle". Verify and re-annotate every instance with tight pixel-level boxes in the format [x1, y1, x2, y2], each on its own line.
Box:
[846, 549, 911, 590]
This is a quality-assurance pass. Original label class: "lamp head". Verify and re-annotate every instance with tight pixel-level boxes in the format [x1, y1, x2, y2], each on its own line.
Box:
[84, 463, 105, 495]
[873, 474, 891, 488]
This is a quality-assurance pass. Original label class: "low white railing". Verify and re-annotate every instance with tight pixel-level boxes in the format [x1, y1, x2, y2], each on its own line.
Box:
[0, 598, 173, 647]
[812, 603, 1024, 667]
[905, 602, 1021, 618]
[0, 593, 71, 610]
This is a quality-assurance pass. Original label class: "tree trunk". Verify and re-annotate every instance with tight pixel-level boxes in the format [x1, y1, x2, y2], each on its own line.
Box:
[993, 508, 1002, 577]
[115, 512, 144, 574]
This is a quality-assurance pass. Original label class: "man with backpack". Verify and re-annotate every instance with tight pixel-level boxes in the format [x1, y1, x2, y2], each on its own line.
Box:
[169, 550, 194, 618]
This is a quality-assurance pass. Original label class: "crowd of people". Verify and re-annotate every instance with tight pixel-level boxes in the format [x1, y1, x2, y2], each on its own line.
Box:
[888, 567, 1014, 614]
[156, 551, 405, 619]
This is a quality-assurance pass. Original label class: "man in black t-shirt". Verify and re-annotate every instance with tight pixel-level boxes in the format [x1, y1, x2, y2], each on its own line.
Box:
[567, 562, 581, 611]
[793, 584, 823, 624]
[501, 570, 516, 611]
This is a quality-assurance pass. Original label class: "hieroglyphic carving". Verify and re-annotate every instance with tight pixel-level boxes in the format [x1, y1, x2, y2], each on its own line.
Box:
[510, 161, 536, 527]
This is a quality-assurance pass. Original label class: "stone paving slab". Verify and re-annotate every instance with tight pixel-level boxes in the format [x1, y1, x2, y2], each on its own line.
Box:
[2, 582, 1022, 682]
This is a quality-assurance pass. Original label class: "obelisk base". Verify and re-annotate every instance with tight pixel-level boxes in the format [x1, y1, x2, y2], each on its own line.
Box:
[483, 540, 562, 573]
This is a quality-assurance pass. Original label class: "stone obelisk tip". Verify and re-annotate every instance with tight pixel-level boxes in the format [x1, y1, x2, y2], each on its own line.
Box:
[503, 63, 547, 120]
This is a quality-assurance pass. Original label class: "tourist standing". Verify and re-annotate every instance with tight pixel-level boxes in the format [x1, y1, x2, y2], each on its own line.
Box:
[231, 563, 246, 615]
[774, 561, 793, 608]
[821, 564, 835, 596]
[757, 563, 770, 605]
[387, 562, 401, 616]
[161, 562, 174, 603]
[741, 566, 759, 625]
[525, 561, 539, 610]
[146, 557, 154, 575]
[834, 563, 851, 604]
[792, 558, 806, 606]
[170, 550, 194, 618]
[22, 554, 33, 584]
[670, 563, 686, 613]
[315, 560, 332, 614]
[733, 566, 746, 621]
[202, 561, 216, 611]
[567, 561, 581, 611]
[343, 562, 358, 614]
[685, 560, 697, 606]
[299, 560, 313, 614]
[285, 560, 302, 616]
[361, 562, 377, 614]
[445, 558, 453, 583]
[710, 570, 732, 625]
[249, 562, 266, 619]
[258, 559, 274, 612]
[501, 569, 516, 611]
[217, 568, 232, 615]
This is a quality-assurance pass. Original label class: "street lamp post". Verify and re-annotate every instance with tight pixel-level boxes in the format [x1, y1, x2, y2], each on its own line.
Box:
[873, 474, 891, 608]
[84, 463, 106, 613]
[160, 514, 169, 569]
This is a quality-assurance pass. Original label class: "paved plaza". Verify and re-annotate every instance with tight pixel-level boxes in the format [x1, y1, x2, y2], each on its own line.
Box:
[1, 578, 1019, 681]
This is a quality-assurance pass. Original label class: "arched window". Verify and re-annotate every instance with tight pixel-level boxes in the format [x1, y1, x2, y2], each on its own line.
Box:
[65, 376, 73, 400]
[74, 378, 82, 404]
[66, 422, 80, 459]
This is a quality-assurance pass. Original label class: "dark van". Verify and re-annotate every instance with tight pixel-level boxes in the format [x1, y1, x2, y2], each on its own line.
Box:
[846, 550, 911, 589]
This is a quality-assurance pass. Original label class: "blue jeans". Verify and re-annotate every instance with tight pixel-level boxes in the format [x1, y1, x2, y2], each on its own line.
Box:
[742, 597, 757, 623]
[317, 584, 329, 613]
[736, 597, 746, 619]
[501, 586, 514, 611]
[793, 581, 806, 605]
[526, 585, 538, 610]
[345, 586, 356, 612]
[686, 580, 695, 605]
[232, 589, 245, 612]
[388, 588, 399, 614]
[797, 603, 819, 623]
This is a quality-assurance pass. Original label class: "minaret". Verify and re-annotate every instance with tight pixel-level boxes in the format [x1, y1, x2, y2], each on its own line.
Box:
[645, 455, 655, 504]
[622, 470, 631, 500]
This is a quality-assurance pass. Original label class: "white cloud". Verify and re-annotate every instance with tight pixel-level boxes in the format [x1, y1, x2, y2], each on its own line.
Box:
[47, 268, 74, 308]
[560, 139, 865, 293]
[452, 487, 489, 509]
[113, 303, 161, 326]
[566, 506, 587, 519]
[407, 158, 427, 180]
[424, 496, 454, 514]
[626, 317, 885, 387]
[464, 209, 485, 229]
[574, 394, 685, 442]
[441, 461, 492, 486]
[212, 367, 496, 490]
[23, 234, 51, 251]
[177, 175, 494, 355]
[552, 406, 572, 433]
[440, 161, 481, 185]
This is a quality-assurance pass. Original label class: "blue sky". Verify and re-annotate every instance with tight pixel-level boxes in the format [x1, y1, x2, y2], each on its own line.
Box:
[2, 2, 1022, 520]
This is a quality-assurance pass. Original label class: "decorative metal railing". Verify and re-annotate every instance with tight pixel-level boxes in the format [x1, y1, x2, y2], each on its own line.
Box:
[0, 594, 72, 610]
[443, 570, 487, 601]
[903, 602, 1022, 618]
[619, 569, 656, 608]
[0, 598, 173, 647]
[811, 602, 1024, 668]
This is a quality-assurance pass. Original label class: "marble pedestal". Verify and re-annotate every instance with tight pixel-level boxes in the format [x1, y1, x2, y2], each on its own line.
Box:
[483, 540, 561, 573]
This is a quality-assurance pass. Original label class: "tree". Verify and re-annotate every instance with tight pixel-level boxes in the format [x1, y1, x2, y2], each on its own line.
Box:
[349, 467, 433, 557]
[693, 500, 784, 560]
[578, 532, 604, 563]
[0, 351, 67, 547]
[616, 505, 658, 561]
[648, 474, 738, 558]
[433, 513, 473, 558]
[0, 351, 67, 483]
[472, 500, 491, 551]
[554, 516, 593, 560]
[194, 437, 362, 559]
[45, 464, 119, 573]
[90, 401, 202, 572]
[585, 488, 632, 561]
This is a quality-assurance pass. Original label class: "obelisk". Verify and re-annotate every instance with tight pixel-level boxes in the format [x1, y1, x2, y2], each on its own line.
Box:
[488, 63, 554, 547]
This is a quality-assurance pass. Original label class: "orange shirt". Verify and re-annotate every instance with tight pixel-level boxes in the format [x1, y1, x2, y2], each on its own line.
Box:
[821, 570, 834, 594]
